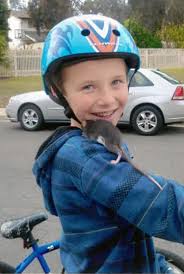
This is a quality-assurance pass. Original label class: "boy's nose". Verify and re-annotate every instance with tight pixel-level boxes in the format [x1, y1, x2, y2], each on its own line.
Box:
[97, 88, 115, 106]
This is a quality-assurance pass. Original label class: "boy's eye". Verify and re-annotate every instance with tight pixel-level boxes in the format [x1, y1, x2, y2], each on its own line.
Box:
[112, 79, 124, 86]
[82, 85, 94, 92]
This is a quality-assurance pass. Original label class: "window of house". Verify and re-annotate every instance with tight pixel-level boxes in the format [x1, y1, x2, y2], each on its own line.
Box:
[14, 29, 22, 39]
[28, 19, 34, 28]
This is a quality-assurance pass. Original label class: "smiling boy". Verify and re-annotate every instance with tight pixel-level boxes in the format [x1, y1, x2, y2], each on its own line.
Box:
[33, 14, 184, 273]
[61, 58, 128, 127]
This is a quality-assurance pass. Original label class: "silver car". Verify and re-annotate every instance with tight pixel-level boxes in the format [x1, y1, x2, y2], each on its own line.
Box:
[6, 68, 184, 135]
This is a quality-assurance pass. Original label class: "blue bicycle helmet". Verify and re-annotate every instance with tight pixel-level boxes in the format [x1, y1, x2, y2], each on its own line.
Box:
[42, 14, 141, 120]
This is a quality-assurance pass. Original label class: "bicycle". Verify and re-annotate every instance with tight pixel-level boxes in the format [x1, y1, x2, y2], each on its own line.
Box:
[0, 212, 61, 273]
[0, 212, 184, 274]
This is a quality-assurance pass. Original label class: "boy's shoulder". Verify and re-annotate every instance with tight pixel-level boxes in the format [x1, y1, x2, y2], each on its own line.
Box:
[55, 128, 133, 164]
[35, 126, 80, 159]
[41, 126, 132, 167]
[63, 132, 133, 162]
[57, 131, 107, 161]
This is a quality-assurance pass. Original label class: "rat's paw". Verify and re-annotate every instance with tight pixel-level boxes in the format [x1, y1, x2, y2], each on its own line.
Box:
[110, 159, 118, 165]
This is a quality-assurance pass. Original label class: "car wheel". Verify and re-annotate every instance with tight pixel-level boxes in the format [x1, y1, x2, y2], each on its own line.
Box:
[19, 104, 44, 131]
[131, 105, 164, 135]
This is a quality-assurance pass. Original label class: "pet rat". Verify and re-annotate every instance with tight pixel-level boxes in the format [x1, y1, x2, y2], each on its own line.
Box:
[82, 119, 126, 164]
[82, 119, 161, 187]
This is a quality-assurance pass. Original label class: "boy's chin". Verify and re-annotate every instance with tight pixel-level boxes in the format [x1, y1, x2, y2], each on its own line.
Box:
[86, 115, 121, 126]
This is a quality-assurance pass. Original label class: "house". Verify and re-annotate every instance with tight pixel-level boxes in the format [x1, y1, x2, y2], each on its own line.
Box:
[8, 10, 47, 49]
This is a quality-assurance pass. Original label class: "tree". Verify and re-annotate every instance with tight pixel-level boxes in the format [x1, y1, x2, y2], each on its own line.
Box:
[128, 0, 184, 33]
[0, 0, 9, 39]
[163, 0, 184, 26]
[124, 18, 162, 48]
[128, 0, 166, 33]
[28, 0, 81, 34]
[80, 0, 129, 22]
[0, 0, 9, 65]
[28, 0, 44, 36]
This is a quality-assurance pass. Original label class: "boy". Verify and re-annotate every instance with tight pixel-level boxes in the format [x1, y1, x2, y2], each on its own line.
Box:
[33, 14, 184, 273]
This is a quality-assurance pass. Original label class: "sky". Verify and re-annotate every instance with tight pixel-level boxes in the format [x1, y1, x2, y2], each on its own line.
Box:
[8, 0, 129, 9]
[7, 0, 29, 8]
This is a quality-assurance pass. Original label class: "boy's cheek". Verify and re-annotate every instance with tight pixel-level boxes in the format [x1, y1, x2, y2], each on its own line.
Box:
[118, 97, 128, 109]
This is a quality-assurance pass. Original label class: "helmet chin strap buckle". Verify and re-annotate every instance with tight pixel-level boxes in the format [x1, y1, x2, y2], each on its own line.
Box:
[50, 86, 57, 97]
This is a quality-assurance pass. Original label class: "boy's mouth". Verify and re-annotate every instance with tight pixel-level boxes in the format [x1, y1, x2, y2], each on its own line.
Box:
[92, 109, 116, 119]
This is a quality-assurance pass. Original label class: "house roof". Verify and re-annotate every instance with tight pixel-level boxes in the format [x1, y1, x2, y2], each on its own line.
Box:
[11, 10, 30, 19]
[24, 31, 48, 42]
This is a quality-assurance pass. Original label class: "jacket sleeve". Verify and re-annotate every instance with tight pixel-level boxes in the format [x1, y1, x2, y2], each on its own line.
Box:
[80, 151, 184, 244]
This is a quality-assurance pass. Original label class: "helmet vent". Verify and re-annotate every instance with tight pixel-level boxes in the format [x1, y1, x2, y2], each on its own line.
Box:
[113, 29, 120, 36]
[81, 29, 90, 36]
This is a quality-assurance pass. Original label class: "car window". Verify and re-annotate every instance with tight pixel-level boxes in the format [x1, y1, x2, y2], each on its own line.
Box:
[151, 70, 181, 84]
[128, 71, 154, 87]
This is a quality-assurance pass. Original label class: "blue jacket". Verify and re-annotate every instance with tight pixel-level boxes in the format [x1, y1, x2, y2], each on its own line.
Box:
[33, 126, 184, 273]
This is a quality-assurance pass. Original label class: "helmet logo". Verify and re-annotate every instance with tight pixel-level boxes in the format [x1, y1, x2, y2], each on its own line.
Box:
[77, 19, 118, 52]
[50, 25, 73, 57]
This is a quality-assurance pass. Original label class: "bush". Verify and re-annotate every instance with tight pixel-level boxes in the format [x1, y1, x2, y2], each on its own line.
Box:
[0, 33, 9, 66]
[124, 18, 162, 48]
[158, 24, 184, 48]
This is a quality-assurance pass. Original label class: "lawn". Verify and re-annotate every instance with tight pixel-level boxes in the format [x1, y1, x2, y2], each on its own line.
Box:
[161, 68, 184, 83]
[0, 76, 42, 107]
[0, 68, 184, 108]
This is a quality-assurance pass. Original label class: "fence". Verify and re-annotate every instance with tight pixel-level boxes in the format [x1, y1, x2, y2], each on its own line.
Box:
[0, 49, 42, 78]
[0, 48, 184, 78]
[140, 49, 184, 68]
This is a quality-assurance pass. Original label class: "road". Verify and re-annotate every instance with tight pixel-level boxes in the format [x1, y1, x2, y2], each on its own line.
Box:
[0, 119, 184, 272]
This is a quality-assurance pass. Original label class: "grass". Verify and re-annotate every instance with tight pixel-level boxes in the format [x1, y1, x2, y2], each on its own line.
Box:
[160, 68, 184, 83]
[0, 68, 184, 108]
[0, 76, 42, 107]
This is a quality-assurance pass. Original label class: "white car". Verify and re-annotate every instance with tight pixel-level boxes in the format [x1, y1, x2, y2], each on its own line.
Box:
[6, 68, 184, 135]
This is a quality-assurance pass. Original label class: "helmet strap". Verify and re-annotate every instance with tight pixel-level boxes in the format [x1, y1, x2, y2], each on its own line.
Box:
[49, 78, 82, 125]
[128, 68, 138, 88]
[63, 104, 82, 125]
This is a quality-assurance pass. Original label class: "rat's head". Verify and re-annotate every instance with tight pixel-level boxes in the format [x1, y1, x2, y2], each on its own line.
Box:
[83, 120, 123, 154]
[42, 14, 140, 127]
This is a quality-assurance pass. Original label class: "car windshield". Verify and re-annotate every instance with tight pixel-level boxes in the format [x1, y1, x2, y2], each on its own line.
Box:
[151, 70, 182, 84]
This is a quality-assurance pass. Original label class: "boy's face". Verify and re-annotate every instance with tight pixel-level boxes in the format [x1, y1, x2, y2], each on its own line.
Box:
[61, 58, 128, 127]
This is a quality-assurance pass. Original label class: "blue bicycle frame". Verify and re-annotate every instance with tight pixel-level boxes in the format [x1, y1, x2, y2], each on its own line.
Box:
[15, 240, 60, 273]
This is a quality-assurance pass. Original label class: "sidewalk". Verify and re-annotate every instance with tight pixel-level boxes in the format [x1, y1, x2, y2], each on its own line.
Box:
[0, 108, 6, 117]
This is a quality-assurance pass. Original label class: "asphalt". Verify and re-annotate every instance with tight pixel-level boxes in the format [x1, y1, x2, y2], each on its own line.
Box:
[1, 108, 184, 127]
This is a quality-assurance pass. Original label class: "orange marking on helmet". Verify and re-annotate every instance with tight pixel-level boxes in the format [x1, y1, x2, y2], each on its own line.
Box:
[77, 20, 118, 52]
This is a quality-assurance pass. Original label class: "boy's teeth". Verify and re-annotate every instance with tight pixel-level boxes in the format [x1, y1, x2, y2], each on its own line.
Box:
[95, 111, 113, 117]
